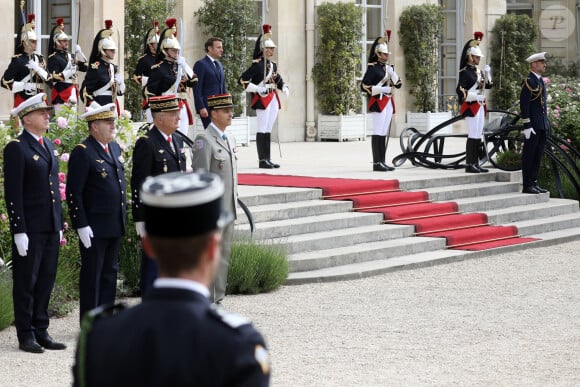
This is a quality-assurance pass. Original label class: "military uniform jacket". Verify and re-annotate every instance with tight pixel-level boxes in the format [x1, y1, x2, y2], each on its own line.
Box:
[361, 62, 402, 113]
[66, 136, 126, 238]
[520, 72, 550, 133]
[456, 64, 492, 117]
[3, 130, 63, 234]
[146, 58, 197, 98]
[80, 60, 122, 106]
[73, 287, 270, 387]
[1, 53, 48, 107]
[47, 50, 88, 104]
[131, 128, 186, 222]
[133, 52, 157, 83]
[239, 58, 285, 110]
[191, 125, 238, 219]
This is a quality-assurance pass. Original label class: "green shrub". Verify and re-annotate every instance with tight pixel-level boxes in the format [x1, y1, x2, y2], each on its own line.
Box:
[0, 265, 14, 331]
[227, 239, 288, 295]
[49, 230, 80, 317]
[118, 217, 142, 297]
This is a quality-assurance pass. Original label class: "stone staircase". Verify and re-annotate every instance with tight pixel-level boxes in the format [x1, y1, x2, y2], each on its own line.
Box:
[235, 172, 580, 285]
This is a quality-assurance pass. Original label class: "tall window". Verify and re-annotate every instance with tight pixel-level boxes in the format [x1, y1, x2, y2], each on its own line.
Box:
[439, 0, 463, 112]
[356, 0, 383, 70]
[506, 0, 533, 17]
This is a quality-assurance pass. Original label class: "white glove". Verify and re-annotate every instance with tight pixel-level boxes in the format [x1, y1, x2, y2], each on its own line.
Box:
[12, 81, 34, 93]
[135, 221, 146, 238]
[74, 44, 82, 55]
[466, 91, 479, 102]
[176, 56, 186, 66]
[476, 94, 485, 102]
[62, 66, 75, 81]
[77, 226, 94, 249]
[523, 128, 536, 140]
[386, 66, 394, 76]
[282, 85, 290, 97]
[141, 75, 149, 87]
[14, 233, 29, 257]
[245, 83, 267, 94]
[114, 73, 124, 85]
[26, 60, 49, 80]
[69, 91, 77, 104]
[483, 64, 492, 82]
[75, 45, 87, 62]
[59, 230, 63, 243]
[177, 56, 194, 78]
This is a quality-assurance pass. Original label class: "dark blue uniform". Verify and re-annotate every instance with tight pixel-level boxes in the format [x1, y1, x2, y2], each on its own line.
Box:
[520, 73, 550, 189]
[193, 55, 226, 128]
[47, 49, 87, 105]
[456, 64, 492, 117]
[80, 60, 122, 107]
[131, 128, 186, 292]
[1, 53, 47, 107]
[239, 58, 284, 110]
[2, 131, 63, 343]
[66, 136, 127, 321]
[73, 287, 270, 387]
[132, 52, 156, 111]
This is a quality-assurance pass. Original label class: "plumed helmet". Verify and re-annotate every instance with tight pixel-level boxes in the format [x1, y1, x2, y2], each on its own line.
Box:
[143, 21, 159, 54]
[21, 14, 37, 43]
[88, 20, 116, 63]
[48, 18, 69, 55]
[459, 31, 484, 69]
[368, 30, 391, 63]
[157, 18, 180, 60]
[253, 24, 276, 60]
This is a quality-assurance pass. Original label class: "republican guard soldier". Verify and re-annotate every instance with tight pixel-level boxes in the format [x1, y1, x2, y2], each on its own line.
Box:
[146, 18, 197, 136]
[456, 32, 493, 173]
[239, 24, 289, 169]
[132, 21, 159, 124]
[66, 103, 127, 323]
[80, 20, 125, 113]
[2, 14, 50, 110]
[47, 18, 88, 113]
[361, 30, 402, 172]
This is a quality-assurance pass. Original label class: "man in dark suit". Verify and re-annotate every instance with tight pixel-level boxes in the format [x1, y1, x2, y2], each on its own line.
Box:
[3, 93, 65, 353]
[193, 37, 227, 128]
[131, 95, 186, 294]
[191, 94, 238, 303]
[73, 171, 270, 387]
[66, 103, 127, 323]
[520, 52, 550, 194]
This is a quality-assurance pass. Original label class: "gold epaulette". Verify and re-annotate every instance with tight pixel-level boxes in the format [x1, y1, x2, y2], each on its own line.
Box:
[7, 139, 20, 143]
[151, 63, 161, 70]
[12, 54, 22, 59]
[137, 54, 146, 60]
[522, 78, 542, 101]
[252, 58, 260, 63]
[77, 144, 87, 149]
[91, 61, 100, 70]
[48, 52, 57, 59]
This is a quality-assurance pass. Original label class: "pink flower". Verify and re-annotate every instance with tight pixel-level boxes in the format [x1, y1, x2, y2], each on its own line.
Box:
[542, 77, 551, 85]
[0, 213, 6, 221]
[60, 237, 67, 247]
[56, 117, 68, 129]
[63, 222, 69, 230]
[54, 138, 62, 146]
[58, 172, 66, 183]
[60, 153, 69, 162]
[59, 188, 66, 201]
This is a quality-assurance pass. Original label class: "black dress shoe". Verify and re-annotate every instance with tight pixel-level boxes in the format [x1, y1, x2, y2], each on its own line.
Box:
[19, 339, 45, 354]
[36, 333, 67, 350]
[379, 162, 395, 171]
[258, 160, 274, 169]
[266, 159, 280, 168]
[474, 164, 489, 173]
[522, 186, 541, 194]
[534, 184, 549, 193]
[465, 164, 481, 173]
[373, 162, 390, 172]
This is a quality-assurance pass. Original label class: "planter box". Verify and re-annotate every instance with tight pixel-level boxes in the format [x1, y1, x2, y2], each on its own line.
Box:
[318, 114, 366, 141]
[406, 111, 453, 134]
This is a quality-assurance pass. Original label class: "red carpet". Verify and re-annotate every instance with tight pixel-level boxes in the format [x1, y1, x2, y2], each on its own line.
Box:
[238, 174, 540, 251]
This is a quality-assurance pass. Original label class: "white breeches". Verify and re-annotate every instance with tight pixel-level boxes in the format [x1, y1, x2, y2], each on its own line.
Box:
[466, 106, 484, 139]
[177, 105, 189, 135]
[372, 99, 394, 136]
[256, 102, 279, 134]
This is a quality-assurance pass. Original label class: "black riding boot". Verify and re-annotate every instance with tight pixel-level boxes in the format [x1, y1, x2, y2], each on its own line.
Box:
[264, 133, 280, 168]
[474, 140, 489, 172]
[256, 133, 273, 169]
[372, 135, 389, 171]
[465, 138, 480, 173]
[379, 135, 394, 171]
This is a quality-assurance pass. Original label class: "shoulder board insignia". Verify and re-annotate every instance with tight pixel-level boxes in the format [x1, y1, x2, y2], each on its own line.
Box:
[137, 54, 146, 60]
[211, 306, 251, 329]
[138, 134, 149, 139]
[48, 52, 57, 59]
[151, 63, 161, 70]
[7, 139, 20, 143]
[12, 54, 22, 58]
[77, 144, 87, 149]
[91, 61, 100, 70]
[252, 59, 260, 63]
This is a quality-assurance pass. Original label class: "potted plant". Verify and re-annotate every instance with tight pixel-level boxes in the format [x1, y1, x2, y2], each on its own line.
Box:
[195, 0, 259, 145]
[312, 2, 363, 141]
[398, 4, 448, 133]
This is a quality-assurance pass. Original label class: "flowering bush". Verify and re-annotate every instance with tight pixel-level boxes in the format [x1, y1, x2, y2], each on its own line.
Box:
[546, 75, 580, 151]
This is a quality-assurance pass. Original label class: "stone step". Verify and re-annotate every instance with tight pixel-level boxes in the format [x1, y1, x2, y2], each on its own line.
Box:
[453, 191, 549, 212]
[485, 198, 579, 225]
[510, 213, 580, 236]
[269, 223, 414, 254]
[288, 237, 446, 272]
[235, 211, 384, 239]
[285, 226, 580, 285]
[238, 185, 321, 206]
[236, 199, 353, 225]
[423, 181, 521, 201]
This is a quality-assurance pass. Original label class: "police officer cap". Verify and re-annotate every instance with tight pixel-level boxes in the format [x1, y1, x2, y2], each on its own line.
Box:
[11, 93, 53, 119]
[141, 171, 233, 237]
[80, 103, 116, 122]
[526, 52, 547, 63]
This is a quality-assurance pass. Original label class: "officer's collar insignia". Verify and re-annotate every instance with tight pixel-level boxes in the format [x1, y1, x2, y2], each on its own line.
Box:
[33, 154, 39, 161]
[158, 149, 165, 154]
[96, 159, 104, 163]
[255, 345, 270, 375]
